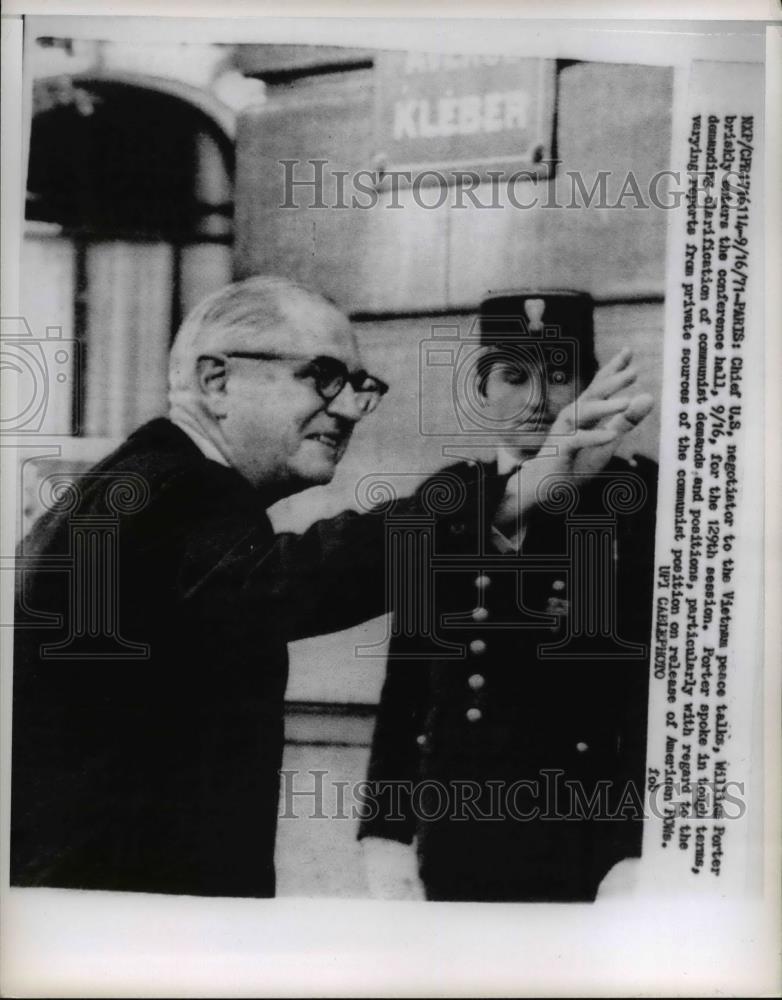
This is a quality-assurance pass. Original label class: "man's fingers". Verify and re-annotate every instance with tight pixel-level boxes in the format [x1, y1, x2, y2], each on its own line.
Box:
[571, 394, 655, 475]
[572, 427, 619, 447]
[580, 348, 634, 401]
[602, 392, 654, 433]
[623, 392, 654, 426]
[583, 367, 638, 402]
[597, 347, 633, 376]
[555, 396, 630, 431]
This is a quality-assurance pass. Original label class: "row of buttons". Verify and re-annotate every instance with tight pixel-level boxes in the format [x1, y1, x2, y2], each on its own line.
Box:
[414, 566, 585, 747]
[473, 575, 490, 627]
[417, 731, 590, 752]
[466, 573, 489, 723]
[471, 576, 566, 624]
[475, 574, 566, 592]
[468, 574, 488, 721]
[464, 573, 571, 728]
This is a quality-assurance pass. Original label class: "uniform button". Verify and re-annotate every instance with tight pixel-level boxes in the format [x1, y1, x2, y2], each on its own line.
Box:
[575, 741, 589, 753]
[472, 606, 489, 622]
[474, 574, 491, 590]
[469, 638, 487, 656]
[466, 707, 482, 723]
[552, 579, 566, 592]
[467, 673, 485, 691]
[416, 734, 427, 747]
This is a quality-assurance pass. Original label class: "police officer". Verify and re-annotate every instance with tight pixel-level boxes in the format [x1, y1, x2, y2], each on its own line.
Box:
[359, 290, 658, 903]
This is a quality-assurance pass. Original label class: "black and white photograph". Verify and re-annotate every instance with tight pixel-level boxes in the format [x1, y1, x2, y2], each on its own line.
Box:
[0, 9, 779, 997]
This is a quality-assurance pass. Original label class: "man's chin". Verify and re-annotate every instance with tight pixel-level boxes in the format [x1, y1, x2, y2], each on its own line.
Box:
[289, 438, 350, 487]
[291, 457, 339, 487]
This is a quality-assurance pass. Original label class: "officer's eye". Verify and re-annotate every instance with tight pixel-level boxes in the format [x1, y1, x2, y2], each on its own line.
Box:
[496, 364, 531, 386]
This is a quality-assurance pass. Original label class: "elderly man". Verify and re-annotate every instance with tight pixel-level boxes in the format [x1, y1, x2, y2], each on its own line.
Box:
[359, 290, 657, 903]
[11, 275, 397, 898]
[11, 277, 636, 899]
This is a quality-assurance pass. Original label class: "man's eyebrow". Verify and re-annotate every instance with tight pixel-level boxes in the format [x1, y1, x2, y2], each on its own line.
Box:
[302, 355, 371, 378]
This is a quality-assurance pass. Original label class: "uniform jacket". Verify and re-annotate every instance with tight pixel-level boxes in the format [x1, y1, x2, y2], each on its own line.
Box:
[359, 456, 658, 902]
[11, 417, 397, 898]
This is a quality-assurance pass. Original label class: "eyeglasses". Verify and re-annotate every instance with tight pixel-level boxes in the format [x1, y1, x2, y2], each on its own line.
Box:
[224, 351, 389, 415]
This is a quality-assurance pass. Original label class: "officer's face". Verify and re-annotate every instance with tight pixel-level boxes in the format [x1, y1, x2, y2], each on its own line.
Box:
[480, 351, 584, 453]
[219, 294, 367, 494]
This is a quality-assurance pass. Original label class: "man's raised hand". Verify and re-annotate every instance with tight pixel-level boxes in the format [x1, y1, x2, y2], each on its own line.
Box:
[495, 349, 654, 537]
[569, 347, 654, 476]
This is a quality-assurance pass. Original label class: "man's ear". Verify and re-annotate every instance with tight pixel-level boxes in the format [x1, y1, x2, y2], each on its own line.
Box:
[196, 355, 228, 418]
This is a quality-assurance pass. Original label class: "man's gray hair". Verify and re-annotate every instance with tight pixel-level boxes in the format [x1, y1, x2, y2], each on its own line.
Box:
[168, 274, 336, 414]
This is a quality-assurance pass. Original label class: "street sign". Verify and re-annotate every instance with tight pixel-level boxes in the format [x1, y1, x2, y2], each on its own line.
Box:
[373, 51, 557, 184]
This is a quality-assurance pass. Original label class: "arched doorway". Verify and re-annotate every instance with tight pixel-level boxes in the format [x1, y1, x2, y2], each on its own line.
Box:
[24, 72, 236, 439]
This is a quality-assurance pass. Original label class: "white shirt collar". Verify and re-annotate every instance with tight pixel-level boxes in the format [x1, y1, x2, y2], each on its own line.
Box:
[170, 417, 230, 468]
[492, 446, 526, 551]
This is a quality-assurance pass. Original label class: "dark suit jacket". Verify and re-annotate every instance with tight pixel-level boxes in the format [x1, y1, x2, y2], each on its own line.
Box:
[359, 456, 658, 902]
[11, 418, 395, 897]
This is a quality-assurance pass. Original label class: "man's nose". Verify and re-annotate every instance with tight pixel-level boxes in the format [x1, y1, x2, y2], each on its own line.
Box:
[325, 382, 365, 423]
